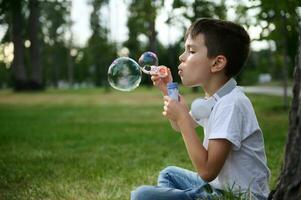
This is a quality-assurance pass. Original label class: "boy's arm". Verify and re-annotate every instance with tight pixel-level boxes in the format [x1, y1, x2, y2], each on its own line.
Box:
[151, 68, 181, 131]
[169, 114, 198, 132]
[151, 69, 198, 132]
[169, 119, 180, 132]
[163, 96, 231, 181]
[178, 115, 232, 181]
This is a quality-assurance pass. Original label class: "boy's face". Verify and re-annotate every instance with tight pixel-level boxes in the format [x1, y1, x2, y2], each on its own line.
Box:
[178, 33, 215, 87]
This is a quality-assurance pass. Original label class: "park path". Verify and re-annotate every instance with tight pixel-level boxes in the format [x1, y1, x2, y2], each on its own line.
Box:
[242, 86, 292, 97]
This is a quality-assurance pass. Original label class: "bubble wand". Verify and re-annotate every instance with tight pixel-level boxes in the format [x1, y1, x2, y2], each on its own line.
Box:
[138, 51, 168, 78]
[108, 51, 171, 92]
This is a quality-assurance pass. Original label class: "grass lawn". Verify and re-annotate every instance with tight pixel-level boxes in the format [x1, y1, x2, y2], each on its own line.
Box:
[0, 87, 289, 200]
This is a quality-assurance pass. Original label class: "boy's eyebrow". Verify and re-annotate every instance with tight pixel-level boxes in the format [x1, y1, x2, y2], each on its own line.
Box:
[186, 44, 198, 48]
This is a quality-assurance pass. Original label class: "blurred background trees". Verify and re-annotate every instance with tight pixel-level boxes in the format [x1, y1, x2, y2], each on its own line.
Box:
[0, 0, 300, 93]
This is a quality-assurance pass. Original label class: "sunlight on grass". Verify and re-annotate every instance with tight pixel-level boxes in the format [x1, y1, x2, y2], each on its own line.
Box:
[0, 88, 289, 199]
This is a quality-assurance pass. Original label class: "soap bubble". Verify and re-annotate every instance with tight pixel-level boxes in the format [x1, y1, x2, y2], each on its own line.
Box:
[138, 51, 168, 77]
[108, 57, 142, 91]
[138, 51, 158, 74]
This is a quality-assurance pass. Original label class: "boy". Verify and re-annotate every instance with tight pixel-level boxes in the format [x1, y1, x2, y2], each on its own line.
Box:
[131, 18, 270, 200]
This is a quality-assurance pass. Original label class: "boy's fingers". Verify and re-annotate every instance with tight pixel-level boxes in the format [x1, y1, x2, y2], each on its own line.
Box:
[150, 71, 158, 76]
[167, 68, 171, 75]
[151, 76, 159, 82]
[163, 96, 170, 101]
[163, 105, 167, 111]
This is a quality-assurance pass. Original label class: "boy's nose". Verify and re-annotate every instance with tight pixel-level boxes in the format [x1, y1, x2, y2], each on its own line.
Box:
[179, 53, 185, 62]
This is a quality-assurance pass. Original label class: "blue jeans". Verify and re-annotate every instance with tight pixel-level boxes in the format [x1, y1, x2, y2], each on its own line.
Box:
[131, 166, 222, 200]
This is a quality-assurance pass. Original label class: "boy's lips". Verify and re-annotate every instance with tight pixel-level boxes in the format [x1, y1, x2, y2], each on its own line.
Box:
[178, 69, 183, 76]
[178, 64, 183, 76]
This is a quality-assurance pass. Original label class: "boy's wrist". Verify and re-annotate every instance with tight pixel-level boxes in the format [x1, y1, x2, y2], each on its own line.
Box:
[177, 113, 193, 130]
[161, 88, 168, 96]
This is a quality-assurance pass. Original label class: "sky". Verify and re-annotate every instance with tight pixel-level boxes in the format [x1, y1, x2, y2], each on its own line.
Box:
[71, 0, 184, 47]
[71, 0, 269, 51]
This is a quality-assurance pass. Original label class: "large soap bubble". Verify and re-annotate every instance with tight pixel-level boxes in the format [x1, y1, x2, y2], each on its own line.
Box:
[107, 57, 142, 92]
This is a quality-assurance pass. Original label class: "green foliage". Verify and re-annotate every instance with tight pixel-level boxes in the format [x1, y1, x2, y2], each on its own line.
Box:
[86, 0, 116, 87]
[40, 1, 70, 44]
[238, 50, 275, 85]
[234, 0, 300, 81]
[124, 0, 162, 59]
[42, 41, 69, 86]
[191, 0, 227, 20]
[0, 88, 289, 199]
[259, 0, 300, 60]
[39, 1, 71, 86]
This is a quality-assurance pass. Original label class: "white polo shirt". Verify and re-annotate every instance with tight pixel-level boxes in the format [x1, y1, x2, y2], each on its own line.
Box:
[192, 87, 270, 198]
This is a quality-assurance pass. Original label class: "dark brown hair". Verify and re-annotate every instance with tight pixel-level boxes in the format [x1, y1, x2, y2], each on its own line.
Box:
[186, 18, 250, 77]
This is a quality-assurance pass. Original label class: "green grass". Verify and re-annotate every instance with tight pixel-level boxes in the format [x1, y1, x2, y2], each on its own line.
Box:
[0, 87, 289, 199]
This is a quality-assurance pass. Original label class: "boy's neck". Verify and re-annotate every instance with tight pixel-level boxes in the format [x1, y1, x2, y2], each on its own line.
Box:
[204, 76, 231, 97]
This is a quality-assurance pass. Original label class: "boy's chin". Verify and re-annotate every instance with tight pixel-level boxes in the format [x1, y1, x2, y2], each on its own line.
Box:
[180, 77, 188, 86]
[181, 79, 200, 87]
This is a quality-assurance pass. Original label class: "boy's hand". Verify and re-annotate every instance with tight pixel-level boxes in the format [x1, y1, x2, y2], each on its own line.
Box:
[151, 66, 173, 95]
[162, 95, 190, 123]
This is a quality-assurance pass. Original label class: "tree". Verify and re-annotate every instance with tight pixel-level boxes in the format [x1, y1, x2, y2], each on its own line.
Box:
[235, 0, 300, 106]
[28, 0, 43, 90]
[260, 0, 300, 107]
[124, 0, 164, 87]
[271, 30, 301, 200]
[191, 0, 226, 21]
[40, 0, 71, 87]
[66, 1, 74, 88]
[0, 0, 71, 90]
[1, 0, 28, 90]
[87, 0, 116, 88]
[125, 0, 163, 59]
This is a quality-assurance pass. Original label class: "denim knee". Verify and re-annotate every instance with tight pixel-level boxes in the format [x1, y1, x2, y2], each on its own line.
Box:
[159, 166, 179, 177]
[158, 166, 178, 185]
[161, 166, 180, 173]
[131, 185, 155, 200]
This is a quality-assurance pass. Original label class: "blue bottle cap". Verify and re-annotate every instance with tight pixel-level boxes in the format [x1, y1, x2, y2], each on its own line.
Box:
[167, 82, 178, 89]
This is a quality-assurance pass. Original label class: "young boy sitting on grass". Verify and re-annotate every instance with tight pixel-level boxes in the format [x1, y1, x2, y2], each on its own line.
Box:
[131, 18, 270, 200]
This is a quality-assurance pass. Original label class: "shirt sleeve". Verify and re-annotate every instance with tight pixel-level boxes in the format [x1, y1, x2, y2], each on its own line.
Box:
[208, 103, 243, 150]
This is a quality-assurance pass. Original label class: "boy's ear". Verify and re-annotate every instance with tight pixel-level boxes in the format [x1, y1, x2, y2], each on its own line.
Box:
[211, 55, 227, 73]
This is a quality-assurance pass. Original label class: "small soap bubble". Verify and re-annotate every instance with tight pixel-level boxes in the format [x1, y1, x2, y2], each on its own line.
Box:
[108, 57, 142, 91]
[138, 51, 167, 77]
[138, 51, 159, 70]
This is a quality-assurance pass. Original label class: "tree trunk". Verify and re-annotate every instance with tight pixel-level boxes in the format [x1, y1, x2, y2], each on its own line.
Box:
[275, 0, 289, 108]
[272, 30, 301, 200]
[67, 51, 74, 88]
[147, 16, 157, 87]
[28, 0, 43, 90]
[67, 0, 74, 88]
[280, 11, 290, 108]
[11, 1, 27, 90]
[149, 18, 157, 53]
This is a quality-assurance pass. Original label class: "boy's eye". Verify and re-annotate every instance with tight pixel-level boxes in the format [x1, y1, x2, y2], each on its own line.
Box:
[184, 48, 195, 54]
